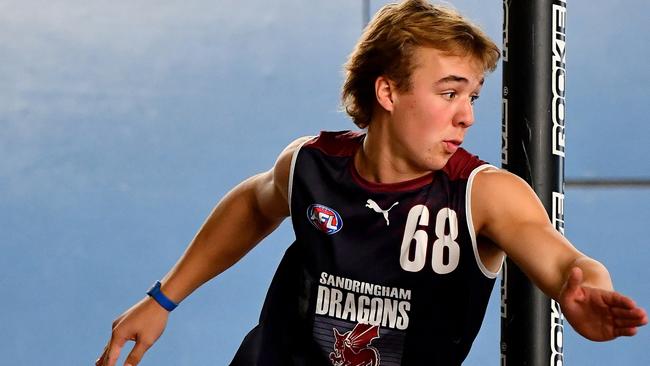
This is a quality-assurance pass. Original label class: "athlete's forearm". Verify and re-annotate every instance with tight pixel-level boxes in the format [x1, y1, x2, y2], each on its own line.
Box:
[156, 173, 287, 304]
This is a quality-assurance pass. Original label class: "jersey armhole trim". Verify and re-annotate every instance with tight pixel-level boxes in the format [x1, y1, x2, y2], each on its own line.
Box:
[465, 164, 504, 279]
[288, 137, 315, 217]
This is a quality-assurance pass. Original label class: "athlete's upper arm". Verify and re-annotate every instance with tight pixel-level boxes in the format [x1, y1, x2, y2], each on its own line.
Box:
[252, 136, 313, 222]
[471, 169, 583, 298]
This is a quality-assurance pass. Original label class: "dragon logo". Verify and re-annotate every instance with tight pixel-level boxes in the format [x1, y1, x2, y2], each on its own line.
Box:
[329, 323, 380, 366]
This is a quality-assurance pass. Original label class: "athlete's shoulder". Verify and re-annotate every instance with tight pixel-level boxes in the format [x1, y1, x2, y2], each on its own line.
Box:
[271, 136, 315, 200]
[441, 148, 488, 180]
[302, 130, 364, 157]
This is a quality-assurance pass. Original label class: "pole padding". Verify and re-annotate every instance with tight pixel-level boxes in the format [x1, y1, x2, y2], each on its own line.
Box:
[500, 0, 567, 365]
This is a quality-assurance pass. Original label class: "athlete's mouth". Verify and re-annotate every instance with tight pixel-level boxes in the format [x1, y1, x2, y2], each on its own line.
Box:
[444, 139, 463, 146]
[443, 139, 462, 153]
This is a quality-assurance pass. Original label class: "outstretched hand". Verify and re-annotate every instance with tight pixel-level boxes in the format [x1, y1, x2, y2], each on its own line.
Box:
[559, 266, 648, 341]
[96, 297, 169, 366]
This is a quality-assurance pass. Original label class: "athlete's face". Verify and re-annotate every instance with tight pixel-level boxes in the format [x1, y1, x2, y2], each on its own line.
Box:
[387, 47, 485, 171]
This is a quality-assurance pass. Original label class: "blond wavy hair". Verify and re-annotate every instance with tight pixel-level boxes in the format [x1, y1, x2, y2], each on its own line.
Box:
[342, 0, 500, 128]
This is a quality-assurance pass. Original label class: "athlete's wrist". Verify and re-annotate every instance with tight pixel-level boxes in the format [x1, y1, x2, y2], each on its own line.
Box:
[146, 281, 179, 312]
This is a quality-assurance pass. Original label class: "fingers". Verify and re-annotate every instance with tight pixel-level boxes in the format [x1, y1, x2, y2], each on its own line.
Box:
[612, 305, 647, 319]
[96, 319, 132, 366]
[614, 326, 639, 338]
[104, 335, 127, 366]
[560, 266, 585, 303]
[612, 306, 649, 325]
[614, 318, 645, 328]
[641, 308, 649, 326]
[95, 342, 110, 366]
[604, 292, 649, 324]
[124, 340, 153, 366]
[96, 336, 150, 366]
[96, 331, 154, 366]
[97, 298, 169, 365]
[609, 302, 648, 339]
[612, 315, 646, 338]
[567, 266, 583, 289]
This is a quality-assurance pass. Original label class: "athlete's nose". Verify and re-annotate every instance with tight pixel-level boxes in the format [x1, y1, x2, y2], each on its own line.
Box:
[453, 98, 475, 128]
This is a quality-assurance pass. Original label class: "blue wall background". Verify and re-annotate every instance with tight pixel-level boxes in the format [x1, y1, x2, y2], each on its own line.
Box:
[1, 0, 648, 364]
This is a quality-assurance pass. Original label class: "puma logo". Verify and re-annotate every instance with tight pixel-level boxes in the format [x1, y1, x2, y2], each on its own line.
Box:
[365, 199, 399, 226]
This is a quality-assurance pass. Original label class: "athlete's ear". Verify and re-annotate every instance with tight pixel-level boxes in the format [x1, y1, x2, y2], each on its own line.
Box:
[375, 75, 396, 112]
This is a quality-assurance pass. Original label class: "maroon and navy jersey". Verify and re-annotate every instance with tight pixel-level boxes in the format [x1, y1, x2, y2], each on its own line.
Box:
[231, 131, 501, 366]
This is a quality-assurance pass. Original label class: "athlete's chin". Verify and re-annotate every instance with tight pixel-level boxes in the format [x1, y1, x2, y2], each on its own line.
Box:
[423, 154, 453, 171]
[422, 157, 450, 171]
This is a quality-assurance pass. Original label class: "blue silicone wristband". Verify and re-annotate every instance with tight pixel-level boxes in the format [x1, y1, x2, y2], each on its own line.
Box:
[146, 281, 178, 312]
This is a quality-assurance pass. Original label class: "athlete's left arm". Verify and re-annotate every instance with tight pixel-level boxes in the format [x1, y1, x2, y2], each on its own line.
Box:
[471, 168, 648, 341]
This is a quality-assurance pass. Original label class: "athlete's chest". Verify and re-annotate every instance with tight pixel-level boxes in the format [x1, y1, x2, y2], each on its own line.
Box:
[292, 175, 473, 280]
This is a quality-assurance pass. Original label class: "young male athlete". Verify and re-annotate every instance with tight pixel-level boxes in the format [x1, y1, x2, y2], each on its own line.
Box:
[97, 1, 647, 365]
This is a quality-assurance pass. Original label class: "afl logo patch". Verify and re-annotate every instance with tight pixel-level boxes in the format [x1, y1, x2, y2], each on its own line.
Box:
[307, 204, 343, 235]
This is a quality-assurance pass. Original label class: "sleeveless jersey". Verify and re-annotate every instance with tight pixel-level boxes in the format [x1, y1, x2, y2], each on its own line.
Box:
[231, 130, 501, 366]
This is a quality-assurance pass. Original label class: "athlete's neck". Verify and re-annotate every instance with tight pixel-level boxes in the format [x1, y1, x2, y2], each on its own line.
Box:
[354, 119, 432, 184]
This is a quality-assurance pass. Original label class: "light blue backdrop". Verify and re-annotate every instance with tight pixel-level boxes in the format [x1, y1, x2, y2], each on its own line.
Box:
[1, 0, 648, 364]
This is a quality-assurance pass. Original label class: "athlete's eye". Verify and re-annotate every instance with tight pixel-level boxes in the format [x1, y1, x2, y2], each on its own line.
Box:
[442, 91, 457, 100]
[470, 95, 480, 105]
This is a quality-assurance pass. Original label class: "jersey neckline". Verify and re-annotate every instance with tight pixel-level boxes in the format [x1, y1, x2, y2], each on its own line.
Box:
[348, 156, 435, 193]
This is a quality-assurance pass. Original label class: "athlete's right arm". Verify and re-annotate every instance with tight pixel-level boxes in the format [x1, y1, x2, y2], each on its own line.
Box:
[96, 136, 312, 366]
